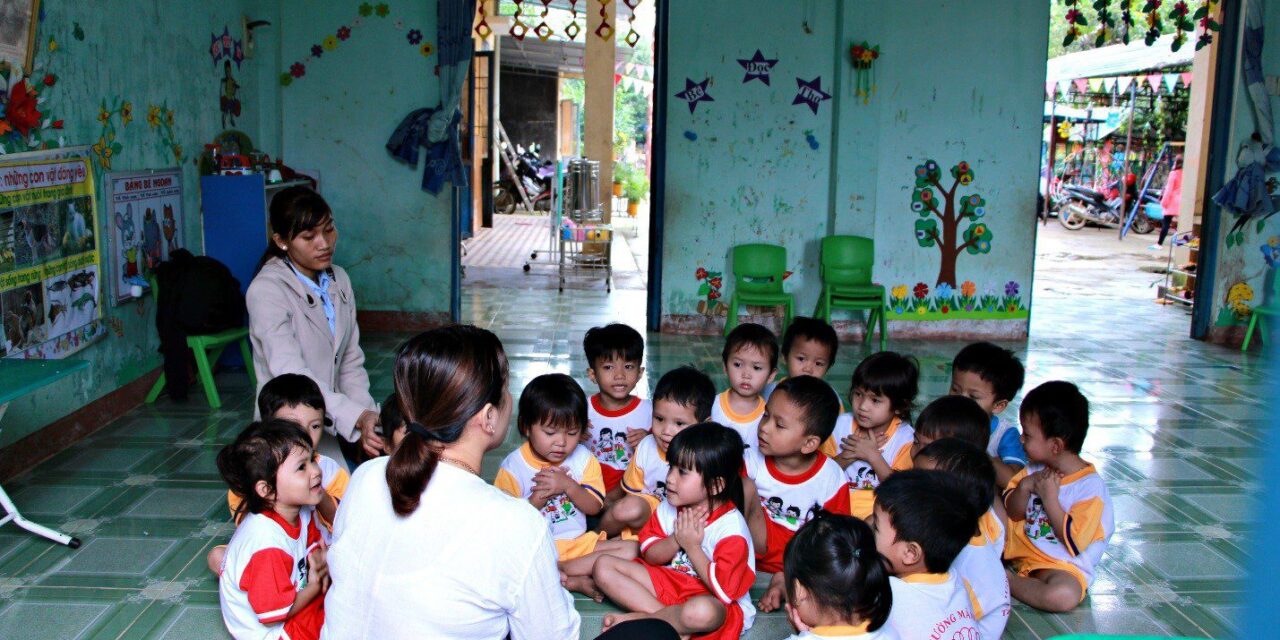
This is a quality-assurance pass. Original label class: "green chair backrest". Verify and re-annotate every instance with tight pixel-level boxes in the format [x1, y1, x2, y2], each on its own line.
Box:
[821, 235, 875, 287]
[732, 243, 787, 294]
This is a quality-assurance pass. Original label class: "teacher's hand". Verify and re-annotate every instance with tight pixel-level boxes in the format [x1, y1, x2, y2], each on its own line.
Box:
[357, 410, 385, 457]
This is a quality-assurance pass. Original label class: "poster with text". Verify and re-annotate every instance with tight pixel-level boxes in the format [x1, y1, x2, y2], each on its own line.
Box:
[0, 151, 105, 359]
[106, 169, 184, 304]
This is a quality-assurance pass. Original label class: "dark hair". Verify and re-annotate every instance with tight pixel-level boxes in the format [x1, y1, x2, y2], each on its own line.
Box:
[257, 186, 333, 271]
[667, 422, 746, 513]
[952, 342, 1025, 403]
[583, 323, 645, 368]
[1020, 381, 1090, 453]
[784, 512, 892, 631]
[915, 438, 996, 523]
[914, 395, 990, 450]
[652, 365, 717, 421]
[781, 316, 838, 363]
[721, 323, 779, 371]
[217, 419, 314, 520]
[850, 352, 920, 422]
[257, 373, 327, 422]
[518, 373, 588, 437]
[772, 375, 840, 440]
[380, 391, 405, 435]
[874, 470, 979, 573]
[387, 325, 508, 516]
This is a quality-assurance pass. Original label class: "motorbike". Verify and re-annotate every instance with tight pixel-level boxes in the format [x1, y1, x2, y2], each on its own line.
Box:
[494, 142, 555, 214]
[1058, 181, 1159, 234]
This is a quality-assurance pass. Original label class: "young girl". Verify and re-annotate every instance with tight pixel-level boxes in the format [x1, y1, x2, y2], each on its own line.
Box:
[782, 512, 896, 640]
[593, 422, 756, 640]
[217, 420, 327, 640]
[827, 351, 919, 519]
[493, 373, 638, 601]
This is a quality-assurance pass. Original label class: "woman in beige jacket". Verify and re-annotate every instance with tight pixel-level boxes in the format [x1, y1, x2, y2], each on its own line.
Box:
[247, 186, 383, 459]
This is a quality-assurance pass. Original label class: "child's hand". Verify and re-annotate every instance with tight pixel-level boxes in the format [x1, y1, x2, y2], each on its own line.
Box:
[674, 505, 708, 550]
[784, 603, 811, 634]
[1031, 469, 1061, 499]
[307, 542, 329, 588]
[625, 428, 649, 449]
[848, 428, 883, 463]
[534, 466, 575, 496]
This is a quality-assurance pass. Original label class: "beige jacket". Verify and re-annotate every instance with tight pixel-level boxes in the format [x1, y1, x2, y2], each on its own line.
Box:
[247, 257, 375, 441]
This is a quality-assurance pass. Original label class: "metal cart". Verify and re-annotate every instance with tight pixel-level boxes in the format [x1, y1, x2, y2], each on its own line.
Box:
[559, 159, 612, 292]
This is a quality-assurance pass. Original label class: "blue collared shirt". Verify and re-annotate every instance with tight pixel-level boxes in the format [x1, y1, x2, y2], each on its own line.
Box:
[289, 261, 336, 337]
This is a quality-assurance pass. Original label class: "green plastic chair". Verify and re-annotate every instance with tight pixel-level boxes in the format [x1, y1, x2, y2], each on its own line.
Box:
[144, 277, 256, 409]
[724, 243, 794, 335]
[813, 235, 887, 350]
[1242, 273, 1280, 352]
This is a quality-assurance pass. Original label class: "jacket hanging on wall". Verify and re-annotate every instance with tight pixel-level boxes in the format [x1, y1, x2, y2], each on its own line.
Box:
[386, 106, 467, 194]
[153, 249, 246, 401]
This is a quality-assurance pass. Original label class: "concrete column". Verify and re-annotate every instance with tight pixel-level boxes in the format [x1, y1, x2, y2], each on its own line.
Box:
[585, 0, 616, 221]
[1177, 24, 1221, 266]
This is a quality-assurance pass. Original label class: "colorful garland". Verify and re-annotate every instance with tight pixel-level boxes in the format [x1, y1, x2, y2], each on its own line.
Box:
[1141, 0, 1164, 46]
[280, 2, 392, 86]
[564, 0, 581, 40]
[1193, 0, 1221, 50]
[511, 0, 528, 40]
[1119, 0, 1135, 43]
[1168, 1, 1195, 50]
[623, 0, 642, 47]
[596, 0, 614, 40]
[1093, 0, 1115, 47]
[1062, 0, 1087, 47]
[1061, 0, 1217, 51]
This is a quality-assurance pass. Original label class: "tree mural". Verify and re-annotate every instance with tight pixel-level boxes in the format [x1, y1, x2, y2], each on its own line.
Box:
[910, 159, 994, 287]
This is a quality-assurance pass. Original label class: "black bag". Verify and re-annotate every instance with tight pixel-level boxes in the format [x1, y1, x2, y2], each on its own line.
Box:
[154, 250, 247, 400]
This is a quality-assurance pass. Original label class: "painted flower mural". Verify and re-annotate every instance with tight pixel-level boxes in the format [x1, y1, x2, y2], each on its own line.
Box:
[696, 268, 728, 316]
[910, 158, 995, 287]
[888, 279, 1027, 320]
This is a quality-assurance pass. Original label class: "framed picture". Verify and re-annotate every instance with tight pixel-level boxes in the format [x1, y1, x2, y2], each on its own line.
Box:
[0, 0, 39, 73]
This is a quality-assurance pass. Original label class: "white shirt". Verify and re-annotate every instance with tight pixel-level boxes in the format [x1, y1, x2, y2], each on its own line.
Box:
[785, 623, 900, 640]
[321, 457, 580, 640]
[887, 573, 981, 640]
[710, 391, 765, 451]
[952, 509, 1009, 639]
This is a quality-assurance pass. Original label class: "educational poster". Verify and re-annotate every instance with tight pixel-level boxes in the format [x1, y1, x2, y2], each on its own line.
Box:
[0, 151, 105, 359]
[106, 169, 184, 304]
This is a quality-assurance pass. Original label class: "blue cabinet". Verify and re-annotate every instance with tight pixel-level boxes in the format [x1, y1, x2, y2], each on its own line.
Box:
[200, 175, 312, 295]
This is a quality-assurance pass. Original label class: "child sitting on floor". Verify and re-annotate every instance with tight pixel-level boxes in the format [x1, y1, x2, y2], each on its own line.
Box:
[601, 365, 716, 537]
[764, 316, 842, 410]
[711, 323, 778, 451]
[915, 438, 1010, 639]
[747, 376, 851, 613]
[781, 512, 895, 640]
[950, 341, 1028, 487]
[594, 423, 756, 640]
[1004, 381, 1113, 613]
[872, 469, 984, 639]
[217, 420, 328, 640]
[829, 352, 919, 519]
[493, 373, 638, 601]
[583, 323, 652, 499]
[910, 394, 991, 458]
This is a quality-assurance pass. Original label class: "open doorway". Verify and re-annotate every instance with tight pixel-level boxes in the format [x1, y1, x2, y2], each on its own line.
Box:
[460, 0, 656, 309]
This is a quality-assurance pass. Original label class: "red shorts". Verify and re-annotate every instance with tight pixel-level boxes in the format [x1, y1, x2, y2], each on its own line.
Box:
[601, 465, 624, 493]
[757, 519, 794, 574]
[644, 565, 744, 640]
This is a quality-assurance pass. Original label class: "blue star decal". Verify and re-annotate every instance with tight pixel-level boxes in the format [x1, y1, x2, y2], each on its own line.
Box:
[675, 78, 715, 114]
[792, 76, 832, 114]
[737, 50, 778, 85]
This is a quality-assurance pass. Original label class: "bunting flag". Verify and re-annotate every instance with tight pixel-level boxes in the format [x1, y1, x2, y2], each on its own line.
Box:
[1101, 77, 1116, 92]
[1046, 80, 1057, 96]
[1117, 75, 1134, 93]
[1145, 73, 1163, 91]
[1163, 73, 1179, 92]
[1060, 79, 1074, 95]
[1089, 78, 1104, 92]
[1074, 78, 1089, 93]
[1180, 72, 1193, 88]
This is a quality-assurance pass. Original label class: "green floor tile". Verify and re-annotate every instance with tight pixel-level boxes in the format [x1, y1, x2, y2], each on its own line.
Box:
[0, 600, 112, 640]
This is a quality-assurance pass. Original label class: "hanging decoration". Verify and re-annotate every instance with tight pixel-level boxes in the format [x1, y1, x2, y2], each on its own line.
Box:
[564, 0, 581, 39]
[1061, 0, 1217, 51]
[1141, 0, 1164, 46]
[849, 41, 879, 103]
[623, 0, 642, 47]
[511, 0, 528, 40]
[675, 78, 714, 114]
[209, 26, 245, 69]
[279, 3, 394, 86]
[535, 0, 554, 42]
[1167, 0, 1195, 50]
[1093, 0, 1115, 47]
[793, 76, 832, 114]
[595, 0, 614, 41]
[738, 50, 778, 85]
[1061, 0, 1087, 47]
[1119, 0, 1136, 42]
[475, 1, 492, 38]
[1194, 1, 1221, 50]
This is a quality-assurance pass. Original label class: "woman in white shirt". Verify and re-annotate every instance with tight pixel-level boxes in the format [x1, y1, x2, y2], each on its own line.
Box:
[322, 325, 580, 640]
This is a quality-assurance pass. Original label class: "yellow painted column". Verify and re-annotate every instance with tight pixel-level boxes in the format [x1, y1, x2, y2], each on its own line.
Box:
[585, 0, 616, 221]
[1177, 16, 1221, 266]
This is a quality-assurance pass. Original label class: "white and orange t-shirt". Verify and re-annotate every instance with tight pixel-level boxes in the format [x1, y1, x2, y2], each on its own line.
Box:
[828, 416, 915, 519]
[886, 572, 981, 640]
[710, 391, 766, 452]
[743, 448, 851, 573]
[784, 623, 900, 640]
[219, 508, 325, 640]
[952, 508, 1009, 639]
[639, 500, 756, 636]
[621, 434, 670, 508]
[1004, 463, 1114, 590]
[493, 443, 605, 543]
[586, 395, 652, 492]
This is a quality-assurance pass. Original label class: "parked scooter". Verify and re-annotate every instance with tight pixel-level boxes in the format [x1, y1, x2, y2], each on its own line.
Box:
[1059, 179, 1159, 234]
[494, 142, 555, 214]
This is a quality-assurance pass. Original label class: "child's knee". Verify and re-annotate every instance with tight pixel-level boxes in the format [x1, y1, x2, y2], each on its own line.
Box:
[614, 496, 649, 525]
[680, 596, 726, 631]
[593, 554, 624, 581]
[1043, 582, 1083, 613]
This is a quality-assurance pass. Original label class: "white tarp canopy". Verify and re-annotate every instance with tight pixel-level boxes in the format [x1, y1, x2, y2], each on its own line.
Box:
[1046, 33, 1194, 81]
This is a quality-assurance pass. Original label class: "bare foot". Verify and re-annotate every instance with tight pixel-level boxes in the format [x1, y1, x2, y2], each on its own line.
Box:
[602, 611, 649, 632]
[757, 574, 786, 612]
[207, 545, 227, 577]
[562, 574, 605, 602]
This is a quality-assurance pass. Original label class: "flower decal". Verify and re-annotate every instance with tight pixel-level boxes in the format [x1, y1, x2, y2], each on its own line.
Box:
[891, 285, 908, 299]
[935, 282, 954, 300]
[408, 29, 423, 45]
[6, 81, 41, 136]
[322, 35, 338, 51]
[42, 74, 56, 87]
[696, 267, 708, 280]
[1004, 281, 1020, 297]
[420, 42, 435, 57]
[359, 2, 374, 16]
[290, 62, 307, 78]
[311, 44, 324, 58]
[337, 26, 352, 41]
[97, 106, 111, 125]
[913, 282, 929, 299]
[960, 281, 976, 297]
[376, 3, 390, 17]
[120, 101, 133, 125]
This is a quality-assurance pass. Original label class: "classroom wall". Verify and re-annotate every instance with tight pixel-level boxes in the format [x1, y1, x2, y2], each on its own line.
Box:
[0, 1, 265, 449]
[659, 0, 1049, 339]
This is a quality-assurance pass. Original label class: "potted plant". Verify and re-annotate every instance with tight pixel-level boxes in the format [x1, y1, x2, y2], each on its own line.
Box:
[612, 161, 630, 198]
[624, 172, 649, 217]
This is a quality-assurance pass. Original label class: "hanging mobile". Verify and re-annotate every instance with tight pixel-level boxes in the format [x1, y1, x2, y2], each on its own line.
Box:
[565, 0, 581, 40]
[623, 0, 641, 47]
[849, 41, 880, 104]
[511, 0, 528, 40]
[535, 0, 554, 41]
[595, 0, 614, 40]
[475, 1, 492, 38]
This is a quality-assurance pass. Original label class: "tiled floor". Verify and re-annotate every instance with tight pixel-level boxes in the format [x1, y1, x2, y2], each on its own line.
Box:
[0, 230, 1267, 638]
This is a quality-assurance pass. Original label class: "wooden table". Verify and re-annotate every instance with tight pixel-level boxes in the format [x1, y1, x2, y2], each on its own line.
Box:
[0, 357, 90, 548]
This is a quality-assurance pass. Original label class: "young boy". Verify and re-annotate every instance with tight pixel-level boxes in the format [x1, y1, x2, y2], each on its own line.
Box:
[951, 341, 1027, 488]
[712, 323, 778, 452]
[910, 394, 992, 458]
[763, 317, 841, 408]
[872, 470, 984, 640]
[916, 438, 1010, 640]
[583, 323, 652, 497]
[600, 365, 717, 536]
[1004, 381, 1113, 613]
[747, 376, 851, 613]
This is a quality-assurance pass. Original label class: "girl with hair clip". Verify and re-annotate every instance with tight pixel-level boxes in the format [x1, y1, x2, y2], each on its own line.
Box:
[782, 512, 897, 640]
[320, 325, 579, 640]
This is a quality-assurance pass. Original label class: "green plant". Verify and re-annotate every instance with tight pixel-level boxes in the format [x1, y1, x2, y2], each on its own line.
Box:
[613, 160, 632, 186]
[624, 172, 649, 203]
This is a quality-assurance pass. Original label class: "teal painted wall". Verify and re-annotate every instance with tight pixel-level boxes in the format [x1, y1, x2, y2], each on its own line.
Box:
[1, 1, 265, 447]
[660, 0, 1049, 338]
[277, 0, 452, 316]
